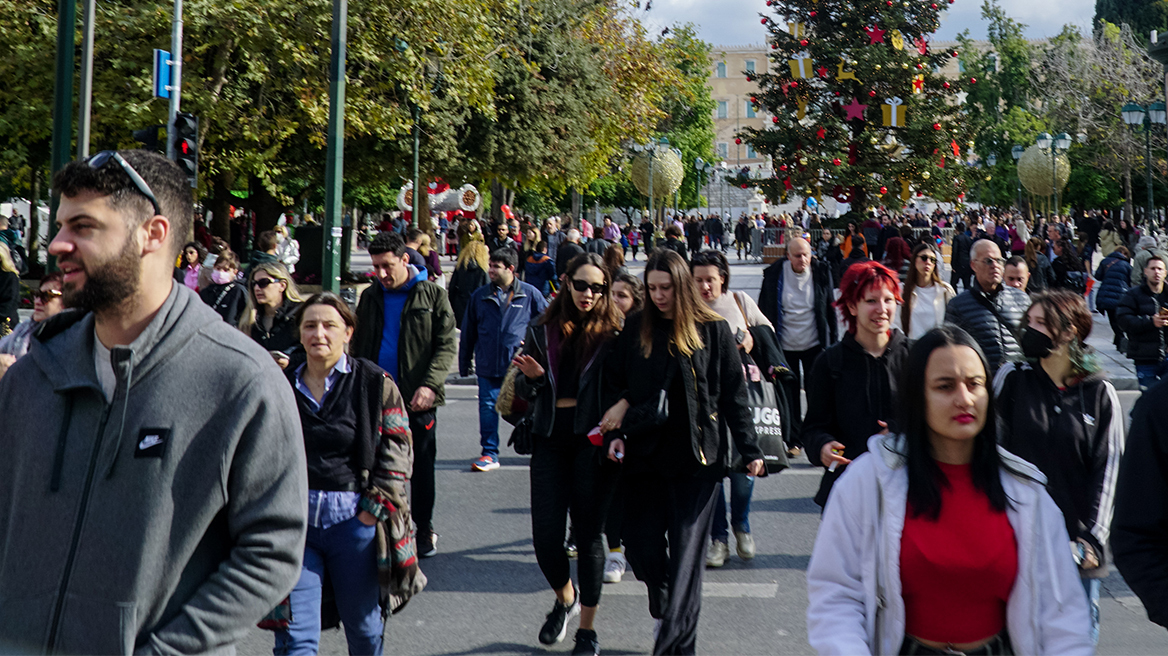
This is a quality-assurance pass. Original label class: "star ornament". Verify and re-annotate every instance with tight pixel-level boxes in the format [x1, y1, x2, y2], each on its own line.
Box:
[817, 126, 826, 139]
[955, 91, 969, 104]
[843, 98, 868, 121]
[864, 25, 887, 45]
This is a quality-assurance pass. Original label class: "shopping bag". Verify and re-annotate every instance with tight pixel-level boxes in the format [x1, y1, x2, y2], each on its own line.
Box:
[732, 352, 790, 475]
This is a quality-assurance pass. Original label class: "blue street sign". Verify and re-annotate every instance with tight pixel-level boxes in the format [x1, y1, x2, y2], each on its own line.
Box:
[153, 49, 171, 99]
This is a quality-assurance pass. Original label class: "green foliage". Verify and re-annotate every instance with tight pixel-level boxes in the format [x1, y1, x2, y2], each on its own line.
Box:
[1094, 0, 1168, 44]
[656, 24, 717, 209]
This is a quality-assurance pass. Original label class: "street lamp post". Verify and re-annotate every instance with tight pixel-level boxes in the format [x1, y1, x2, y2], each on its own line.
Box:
[719, 161, 728, 221]
[695, 158, 714, 217]
[1122, 102, 1168, 228]
[1011, 145, 1024, 211]
[1036, 132, 1071, 217]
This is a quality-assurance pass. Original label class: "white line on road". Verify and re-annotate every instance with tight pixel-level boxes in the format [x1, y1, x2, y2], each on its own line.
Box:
[435, 463, 823, 474]
[601, 580, 779, 598]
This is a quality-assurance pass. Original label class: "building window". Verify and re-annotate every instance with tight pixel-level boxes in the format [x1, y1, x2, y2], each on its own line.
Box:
[745, 102, 756, 119]
[715, 62, 727, 78]
[717, 142, 729, 159]
[746, 145, 759, 159]
[717, 100, 728, 119]
[745, 60, 756, 74]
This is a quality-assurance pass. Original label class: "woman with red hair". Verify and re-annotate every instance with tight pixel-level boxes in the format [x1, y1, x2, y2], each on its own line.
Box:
[803, 261, 911, 508]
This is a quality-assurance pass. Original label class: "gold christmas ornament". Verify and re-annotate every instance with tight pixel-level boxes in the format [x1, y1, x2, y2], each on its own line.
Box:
[875, 64, 882, 70]
[922, 171, 930, 179]
[890, 30, 905, 50]
[799, 157, 809, 164]
[630, 149, 684, 200]
[1017, 144, 1070, 197]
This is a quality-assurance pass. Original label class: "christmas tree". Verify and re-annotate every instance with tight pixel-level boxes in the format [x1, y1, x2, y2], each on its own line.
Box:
[736, 0, 979, 216]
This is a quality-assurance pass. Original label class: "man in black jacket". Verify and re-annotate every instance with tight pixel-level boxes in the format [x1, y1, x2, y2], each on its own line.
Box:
[944, 239, 1028, 374]
[758, 238, 837, 449]
[950, 222, 973, 291]
[661, 225, 689, 263]
[555, 229, 585, 278]
[1117, 255, 1168, 390]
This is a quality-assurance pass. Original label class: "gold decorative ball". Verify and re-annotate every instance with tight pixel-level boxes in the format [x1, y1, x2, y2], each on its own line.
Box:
[875, 64, 882, 70]
[630, 149, 684, 199]
[799, 157, 808, 165]
[1017, 144, 1070, 197]
[922, 171, 931, 179]
[842, 22, 848, 27]
[869, 136, 879, 144]
[902, 63, 909, 69]
[850, 60, 858, 66]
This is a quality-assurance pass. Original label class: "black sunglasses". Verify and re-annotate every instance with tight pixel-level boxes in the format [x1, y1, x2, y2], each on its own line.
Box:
[85, 151, 162, 217]
[252, 278, 283, 289]
[570, 278, 607, 295]
[33, 289, 63, 303]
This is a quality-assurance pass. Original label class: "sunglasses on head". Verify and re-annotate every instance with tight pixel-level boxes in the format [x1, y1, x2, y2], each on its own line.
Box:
[33, 289, 63, 303]
[252, 278, 283, 289]
[571, 278, 607, 295]
[85, 151, 162, 217]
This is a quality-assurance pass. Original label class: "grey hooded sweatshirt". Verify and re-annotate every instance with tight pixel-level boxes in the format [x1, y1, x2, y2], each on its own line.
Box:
[0, 283, 308, 655]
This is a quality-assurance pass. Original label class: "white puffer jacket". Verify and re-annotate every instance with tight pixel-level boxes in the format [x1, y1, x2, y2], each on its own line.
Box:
[806, 434, 1093, 656]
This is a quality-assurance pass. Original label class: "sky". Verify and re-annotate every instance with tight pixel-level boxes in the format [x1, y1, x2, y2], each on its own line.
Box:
[641, 0, 1096, 46]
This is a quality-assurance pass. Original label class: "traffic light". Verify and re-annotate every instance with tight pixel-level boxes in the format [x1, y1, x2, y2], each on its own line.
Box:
[172, 112, 199, 188]
[132, 125, 164, 153]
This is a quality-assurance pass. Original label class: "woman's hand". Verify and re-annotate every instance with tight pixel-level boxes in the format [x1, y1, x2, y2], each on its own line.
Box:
[599, 399, 630, 433]
[269, 351, 290, 369]
[738, 329, 754, 353]
[607, 438, 626, 463]
[820, 441, 852, 469]
[512, 353, 544, 379]
[357, 510, 378, 526]
[746, 459, 765, 476]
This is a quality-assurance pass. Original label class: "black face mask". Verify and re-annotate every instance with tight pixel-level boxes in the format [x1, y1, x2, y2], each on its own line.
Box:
[1021, 326, 1054, 360]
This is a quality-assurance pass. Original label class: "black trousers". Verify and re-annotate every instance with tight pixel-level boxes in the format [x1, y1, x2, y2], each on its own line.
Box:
[530, 409, 615, 608]
[951, 269, 971, 292]
[1105, 308, 1124, 347]
[783, 345, 822, 443]
[605, 476, 626, 550]
[409, 410, 437, 535]
[624, 474, 719, 655]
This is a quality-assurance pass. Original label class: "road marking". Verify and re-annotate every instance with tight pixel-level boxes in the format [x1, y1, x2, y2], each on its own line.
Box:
[602, 581, 778, 598]
[435, 463, 823, 475]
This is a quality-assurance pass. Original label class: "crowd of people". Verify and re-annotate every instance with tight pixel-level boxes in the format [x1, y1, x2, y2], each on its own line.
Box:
[6, 148, 1168, 656]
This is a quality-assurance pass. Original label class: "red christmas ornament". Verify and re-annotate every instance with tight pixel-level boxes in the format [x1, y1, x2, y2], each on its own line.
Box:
[948, 0, 955, 3]
[943, 81, 950, 89]
[879, 186, 888, 194]
[735, 138, 742, 144]
[809, 10, 817, 16]
[779, 164, 788, 171]
[833, 158, 842, 166]
[952, 51, 959, 57]
[817, 65, 829, 77]
[816, 126, 826, 139]
[771, 43, 778, 50]
[800, 39, 809, 46]
[834, 91, 841, 96]
[750, 96, 757, 103]
[741, 184, 749, 189]
[969, 77, 977, 84]
[887, 0, 893, 4]
[917, 63, 924, 69]
[933, 123, 942, 130]
[772, 116, 779, 123]
[868, 90, 877, 97]
[917, 191, 924, 197]
[761, 18, 768, 24]
[790, 81, 798, 87]
[931, 2, 937, 7]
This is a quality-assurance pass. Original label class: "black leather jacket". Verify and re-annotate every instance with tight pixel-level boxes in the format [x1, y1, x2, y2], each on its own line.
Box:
[514, 323, 616, 438]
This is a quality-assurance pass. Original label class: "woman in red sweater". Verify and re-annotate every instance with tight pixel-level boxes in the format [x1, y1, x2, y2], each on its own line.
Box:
[807, 326, 1092, 655]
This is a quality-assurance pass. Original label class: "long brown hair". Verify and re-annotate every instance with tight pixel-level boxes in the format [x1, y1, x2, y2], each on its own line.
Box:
[901, 242, 944, 337]
[639, 250, 723, 357]
[538, 253, 621, 355]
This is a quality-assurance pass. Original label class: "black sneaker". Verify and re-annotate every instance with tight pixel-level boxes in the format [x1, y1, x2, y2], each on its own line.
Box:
[571, 628, 600, 655]
[417, 531, 438, 558]
[538, 589, 580, 645]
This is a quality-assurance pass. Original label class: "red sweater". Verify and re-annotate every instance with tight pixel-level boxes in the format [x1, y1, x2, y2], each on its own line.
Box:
[900, 462, 1018, 643]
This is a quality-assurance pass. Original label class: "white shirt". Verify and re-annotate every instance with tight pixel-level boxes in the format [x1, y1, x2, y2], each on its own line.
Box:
[781, 261, 819, 351]
[907, 284, 939, 340]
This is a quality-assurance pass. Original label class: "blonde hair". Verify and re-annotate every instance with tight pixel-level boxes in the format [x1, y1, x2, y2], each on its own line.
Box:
[238, 262, 302, 334]
[640, 250, 722, 357]
[417, 233, 432, 257]
[457, 241, 489, 272]
[0, 243, 16, 274]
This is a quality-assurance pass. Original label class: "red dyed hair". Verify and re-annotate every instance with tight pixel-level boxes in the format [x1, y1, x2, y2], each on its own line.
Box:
[834, 260, 903, 334]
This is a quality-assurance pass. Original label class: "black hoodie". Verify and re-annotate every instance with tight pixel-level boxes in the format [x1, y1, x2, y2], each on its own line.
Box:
[803, 329, 909, 506]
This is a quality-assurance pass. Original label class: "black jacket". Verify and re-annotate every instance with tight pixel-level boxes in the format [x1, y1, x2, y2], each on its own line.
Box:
[447, 263, 488, 327]
[199, 281, 248, 326]
[661, 237, 689, 263]
[556, 241, 585, 277]
[0, 270, 19, 334]
[1113, 381, 1168, 626]
[514, 323, 616, 438]
[802, 330, 909, 506]
[1093, 252, 1133, 312]
[1117, 282, 1168, 363]
[250, 299, 302, 354]
[605, 311, 763, 478]
[944, 280, 1028, 373]
[994, 362, 1124, 578]
[757, 258, 837, 350]
[951, 232, 973, 274]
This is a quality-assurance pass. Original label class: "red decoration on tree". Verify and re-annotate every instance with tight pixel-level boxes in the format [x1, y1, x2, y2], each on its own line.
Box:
[843, 97, 868, 121]
[741, 184, 749, 189]
[931, 2, 938, 8]
[817, 65, 829, 78]
[809, 10, 817, 16]
[915, 37, 929, 55]
[800, 39, 809, 46]
[917, 191, 924, 197]
[816, 126, 826, 139]
[832, 158, 841, 166]
[772, 116, 780, 123]
[864, 25, 888, 44]
[933, 123, 942, 130]
[952, 51, 959, 57]
[879, 186, 888, 194]
[783, 177, 793, 190]
[969, 77, 977, 84]
[790, 81, 798, 87]
[735, 138, 742, 144]
[761, 18, 768, 24]
[951, 139, 960, 157]
[779, 164, 788, 171]
[848, 142, 858, 164]
[916, 63, 924, 70]
[943, 81, 950, 89]
[750, 96, 757, 103]
[869, 90, 877, 97]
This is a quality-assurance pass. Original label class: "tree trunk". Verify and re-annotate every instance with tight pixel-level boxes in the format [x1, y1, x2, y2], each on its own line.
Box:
[27, 164, 42, 275]
[490, 179, 505, 223]
[418, 188, 432, 233]
[1124, 165, 1134, 228]
[249, 175, 286, 235]
[570, 190, 582, 223]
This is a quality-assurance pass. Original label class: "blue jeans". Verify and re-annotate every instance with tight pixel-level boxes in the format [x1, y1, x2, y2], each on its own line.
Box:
[477, 375, 504, 457]
[710, 473, 754, 541]
[1082, 577, 1100, 645]
[1136, 359, 1168, 391]
[273, 516, 383, 656]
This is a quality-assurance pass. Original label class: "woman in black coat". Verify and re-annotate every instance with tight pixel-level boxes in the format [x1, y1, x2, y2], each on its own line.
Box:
[448, 241, 489, 328]
[602, 250, 763, 654]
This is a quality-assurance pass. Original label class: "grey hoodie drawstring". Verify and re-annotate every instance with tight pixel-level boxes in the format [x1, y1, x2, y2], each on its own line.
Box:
[50, 395, 75, 492]
[104, 348, 135, 480]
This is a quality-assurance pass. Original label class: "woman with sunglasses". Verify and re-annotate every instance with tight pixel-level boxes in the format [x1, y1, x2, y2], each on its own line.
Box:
[602, 250, 764, 654]
[240, 262, 303, 369]
[0, 272, 65, 381]
[807, 326, 1093, 655]
[174, 241, 206, 291]
[510, 253, 623, 656]
[896, 243, 956, 340]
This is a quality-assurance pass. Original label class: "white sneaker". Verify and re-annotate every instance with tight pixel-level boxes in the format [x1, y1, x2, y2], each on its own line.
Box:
[603, 551, 627, 583]
[706, 540, 729, 568]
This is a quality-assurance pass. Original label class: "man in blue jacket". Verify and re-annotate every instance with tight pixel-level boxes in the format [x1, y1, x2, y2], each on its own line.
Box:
[460, 247, 548, 471]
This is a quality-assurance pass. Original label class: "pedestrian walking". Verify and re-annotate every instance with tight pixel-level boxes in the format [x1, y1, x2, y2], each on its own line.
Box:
[944, 239, 1029, 374]
[199, 248, 248, 326]
[1003, 256, 1031, 292]
[807, 326, 1094, 655]
[0, 150, 307, 653]
[353, 231, 457, 558]
[556, 229, 586, 278]
[1024, 236, 1055, 292]
[691, 250, 773, 567]
[174, 240, 206, 291]
[274, 224, 301, 274]
[1094, 246, 1133, 350]
[1117, 254, 1168, 390]
[448, 241, 490, 328]
[510, 253, 622, 655]
[271, 293, 422, 655]
[603, 250, 764, 655]
[895, 243, 956, 340]
[524, 240, 558, 297]
[459, 247, 549, 471]
[804, 261, 908, 508]
[0, 242, 19, 335]
[660, 225, 689, 263]
[993, 290, 1124, 644]
[950, 222, 974, 291]
[240, 261, 303, 369]
[0, 272, 65, 380]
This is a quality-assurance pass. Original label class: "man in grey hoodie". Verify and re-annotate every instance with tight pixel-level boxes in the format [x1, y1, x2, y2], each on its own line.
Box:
[0, 150, 308, 655]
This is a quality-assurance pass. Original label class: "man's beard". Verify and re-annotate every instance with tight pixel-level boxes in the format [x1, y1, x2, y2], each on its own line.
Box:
[62, 235, 141, 315]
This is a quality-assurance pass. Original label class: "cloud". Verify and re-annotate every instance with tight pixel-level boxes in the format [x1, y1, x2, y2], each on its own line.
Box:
[642, 0, 1095, 47]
